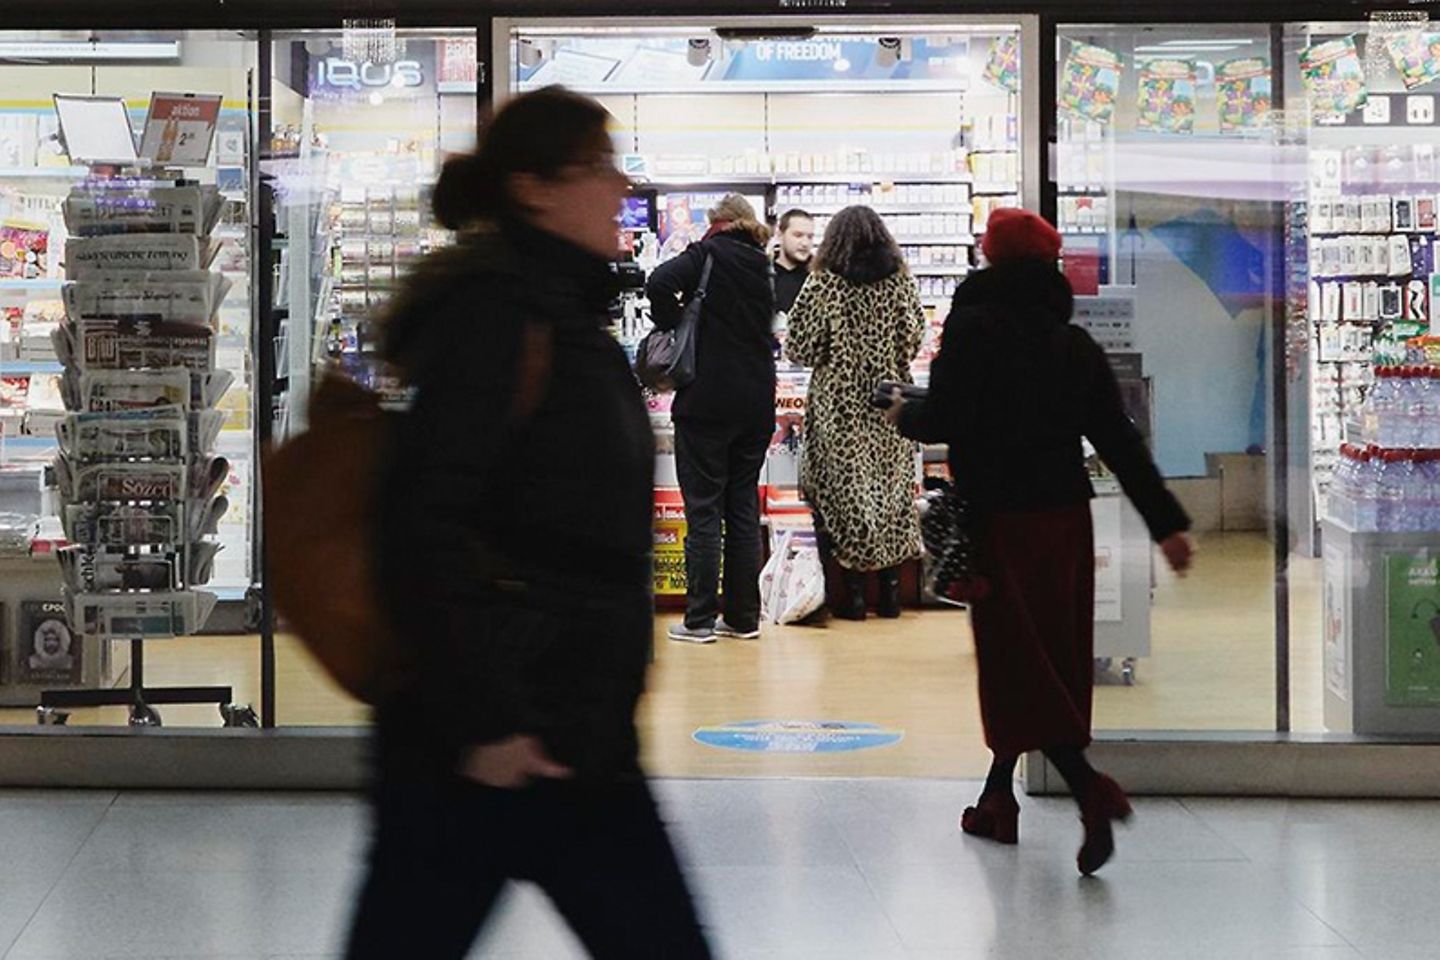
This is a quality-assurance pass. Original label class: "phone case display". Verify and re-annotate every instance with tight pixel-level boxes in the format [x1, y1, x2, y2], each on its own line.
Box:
[51, 170, 228, 642]
[1307, 143, 1439, 525]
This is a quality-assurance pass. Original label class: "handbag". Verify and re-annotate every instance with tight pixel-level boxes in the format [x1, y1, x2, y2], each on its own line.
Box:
[920, 481, 991, 604]
[636, 254, 712, 392]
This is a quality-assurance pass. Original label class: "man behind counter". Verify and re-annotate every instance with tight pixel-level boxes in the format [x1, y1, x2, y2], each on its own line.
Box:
[772, 208, 814, 315]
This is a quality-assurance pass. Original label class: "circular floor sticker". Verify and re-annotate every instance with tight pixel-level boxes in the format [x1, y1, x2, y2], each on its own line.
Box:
[693, 720, 904, 754]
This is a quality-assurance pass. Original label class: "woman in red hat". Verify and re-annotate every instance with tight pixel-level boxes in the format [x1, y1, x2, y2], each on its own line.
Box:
[886, 208, 1194, 876]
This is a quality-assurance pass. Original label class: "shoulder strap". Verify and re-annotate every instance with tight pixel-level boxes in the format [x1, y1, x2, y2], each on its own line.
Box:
[694, 254, 715, 299]
[507, 320, 554, 424]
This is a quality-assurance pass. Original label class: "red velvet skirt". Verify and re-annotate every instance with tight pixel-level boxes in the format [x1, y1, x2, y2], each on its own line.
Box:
[969, 504, 1095, 757]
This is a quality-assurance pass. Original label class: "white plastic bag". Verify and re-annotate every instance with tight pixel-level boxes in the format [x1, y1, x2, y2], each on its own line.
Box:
[760, 531, 826, 625]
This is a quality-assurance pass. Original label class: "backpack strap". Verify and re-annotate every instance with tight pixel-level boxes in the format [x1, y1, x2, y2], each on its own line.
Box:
[508, 320, 554, 424]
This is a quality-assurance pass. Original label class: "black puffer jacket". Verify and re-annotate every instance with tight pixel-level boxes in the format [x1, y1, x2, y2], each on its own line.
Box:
[645, 229, 776, 431]
[376, 221, 655, 780]
[898, 259, 1189, 543]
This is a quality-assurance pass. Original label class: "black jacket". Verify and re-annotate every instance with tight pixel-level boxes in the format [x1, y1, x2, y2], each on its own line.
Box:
[376, 221, 655, 779]
[898, 259, 1190, 543]
[646, 229, 776, 430]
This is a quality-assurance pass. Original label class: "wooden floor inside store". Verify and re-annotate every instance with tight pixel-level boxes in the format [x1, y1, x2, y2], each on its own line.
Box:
[0, 532, 1323, 779]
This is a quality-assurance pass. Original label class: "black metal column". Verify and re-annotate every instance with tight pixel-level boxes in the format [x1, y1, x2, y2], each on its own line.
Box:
[1269, 23, 1291, 734]
[254, 32, 278, 729]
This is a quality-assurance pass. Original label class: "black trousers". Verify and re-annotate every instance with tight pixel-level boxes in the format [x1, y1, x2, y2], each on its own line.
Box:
[347, 765, 712, 959]
[673, 417, 770, 631]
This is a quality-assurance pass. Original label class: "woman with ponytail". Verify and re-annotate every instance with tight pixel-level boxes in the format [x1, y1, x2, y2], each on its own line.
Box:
[348, 86, 712, 959]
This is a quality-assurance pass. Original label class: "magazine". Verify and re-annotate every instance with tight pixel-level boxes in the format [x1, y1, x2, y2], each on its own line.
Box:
[1059, 43, 1123, 124]
[15, 599, 82, 685]
[981, 35, 1021, 94]
[1217, 58, 1273, 133]
[1137, 59, 1197, 134]
[1300, 36, 1368, 117]
[1386, 31, 1440, 91]
[62, 184, 224, 238]
[63, 271, 231, 327]
[65, 235, 222, 278]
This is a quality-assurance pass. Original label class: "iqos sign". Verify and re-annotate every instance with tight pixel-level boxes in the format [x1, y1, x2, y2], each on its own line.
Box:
[315, 57, 425, 91]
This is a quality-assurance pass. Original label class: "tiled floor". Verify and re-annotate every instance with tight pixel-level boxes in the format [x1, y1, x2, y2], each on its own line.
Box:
[0, 780, 1434, 959]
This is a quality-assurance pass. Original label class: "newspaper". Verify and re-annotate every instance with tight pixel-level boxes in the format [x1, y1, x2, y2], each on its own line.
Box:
[55, 459, 186, 503]
[67, 318, 215, 373]
[65, 235, 222, 279]
[66, 368, 233, 414]
[64, 501, 183, 548]
[62, 185, 224, 238]
[187, 540, 221, 586]
[58, 546, 178, 592]
[63, 271, 231, 328]
[67, 589, 218, 639]
[58, 407, 187, 460]
[67, 368, 192, 413]
[190, 494, 227, 540]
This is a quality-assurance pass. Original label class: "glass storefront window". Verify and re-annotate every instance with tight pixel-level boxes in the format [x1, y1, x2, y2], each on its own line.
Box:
[1285, 21, 1440, 737]
[0, 31, 258, 727]
[1055, 25, 1283, 732]
[267, 29, 478, 726]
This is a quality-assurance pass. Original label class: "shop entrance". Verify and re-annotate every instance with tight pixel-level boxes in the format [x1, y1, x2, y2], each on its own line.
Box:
[498, 16, 1037, 777]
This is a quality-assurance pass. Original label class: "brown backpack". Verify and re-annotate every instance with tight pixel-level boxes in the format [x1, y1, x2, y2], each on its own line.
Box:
[263, 325, 553, 705]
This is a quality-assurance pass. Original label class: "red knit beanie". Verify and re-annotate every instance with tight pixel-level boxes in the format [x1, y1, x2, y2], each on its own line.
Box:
[981, 208, 1062, 265]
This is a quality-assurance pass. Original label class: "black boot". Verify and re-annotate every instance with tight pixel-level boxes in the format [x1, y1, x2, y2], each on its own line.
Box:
[837, 568, 868, 621]
[877, 566, 902, 619]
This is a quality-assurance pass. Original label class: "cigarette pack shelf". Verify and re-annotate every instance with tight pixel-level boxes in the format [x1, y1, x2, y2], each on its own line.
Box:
[41, 165, 253, 726]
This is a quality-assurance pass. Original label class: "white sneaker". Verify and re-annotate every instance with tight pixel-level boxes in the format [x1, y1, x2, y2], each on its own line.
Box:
[668, 623, 716, 644]
[715, 618, 761, 640]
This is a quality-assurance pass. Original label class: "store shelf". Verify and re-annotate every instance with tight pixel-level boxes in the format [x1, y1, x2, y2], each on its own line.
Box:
[0, 166, 87, 180]
[0, 361, 61, 374]
[640, 173, 976, 186]
[893, 235, 976, 245]
[973, 184, 1021, 195]
[0, 278, 63, 291]
[799, 205, 975, 216]
[908, 265, 971, 276]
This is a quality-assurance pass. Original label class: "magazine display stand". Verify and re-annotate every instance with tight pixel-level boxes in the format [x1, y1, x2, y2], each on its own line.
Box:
[39, 164, 253, 727]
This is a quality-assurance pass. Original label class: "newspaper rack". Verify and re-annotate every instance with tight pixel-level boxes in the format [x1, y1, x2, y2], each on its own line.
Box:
[39, 152, 253, 728]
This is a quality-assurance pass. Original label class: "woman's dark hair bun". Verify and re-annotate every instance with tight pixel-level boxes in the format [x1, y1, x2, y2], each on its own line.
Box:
[429, 86, 611, 231]
[431, 153, 494, 230]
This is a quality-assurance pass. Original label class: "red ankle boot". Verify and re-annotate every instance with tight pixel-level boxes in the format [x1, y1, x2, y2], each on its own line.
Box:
[960, 793, 1019, 845]
[1077, 773, 1132, 876]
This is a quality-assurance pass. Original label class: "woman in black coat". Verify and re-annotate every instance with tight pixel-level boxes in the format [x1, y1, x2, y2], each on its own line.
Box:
[350, 87, 711, 959]
[888, 208, 1194, 876]
[646, 195, 776, 643]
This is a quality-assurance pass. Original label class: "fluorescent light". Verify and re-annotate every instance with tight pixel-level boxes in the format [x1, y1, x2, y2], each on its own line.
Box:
[0, 40, 181, 61]
[1159, 38, 1254, 46]
[1135, 45, 1242, 54]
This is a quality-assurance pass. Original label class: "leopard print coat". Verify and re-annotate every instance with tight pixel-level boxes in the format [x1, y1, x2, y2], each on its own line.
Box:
[785, 268, 926, 571]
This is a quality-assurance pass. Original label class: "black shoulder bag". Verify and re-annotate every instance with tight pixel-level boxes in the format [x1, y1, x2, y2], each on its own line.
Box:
[636, 254, 712, 392]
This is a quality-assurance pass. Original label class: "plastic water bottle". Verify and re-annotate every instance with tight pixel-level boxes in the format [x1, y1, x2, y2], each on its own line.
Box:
[1354, 446, 1381, 532]
[1421, 368, 1440, 450]
[1377, 450, 1417, 532]
[1421, 452, 1440, 532]
[1371, 367, 1400, 447]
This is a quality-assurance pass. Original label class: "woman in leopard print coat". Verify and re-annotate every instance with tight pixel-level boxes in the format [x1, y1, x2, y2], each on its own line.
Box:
[785, 206, 926, 620]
